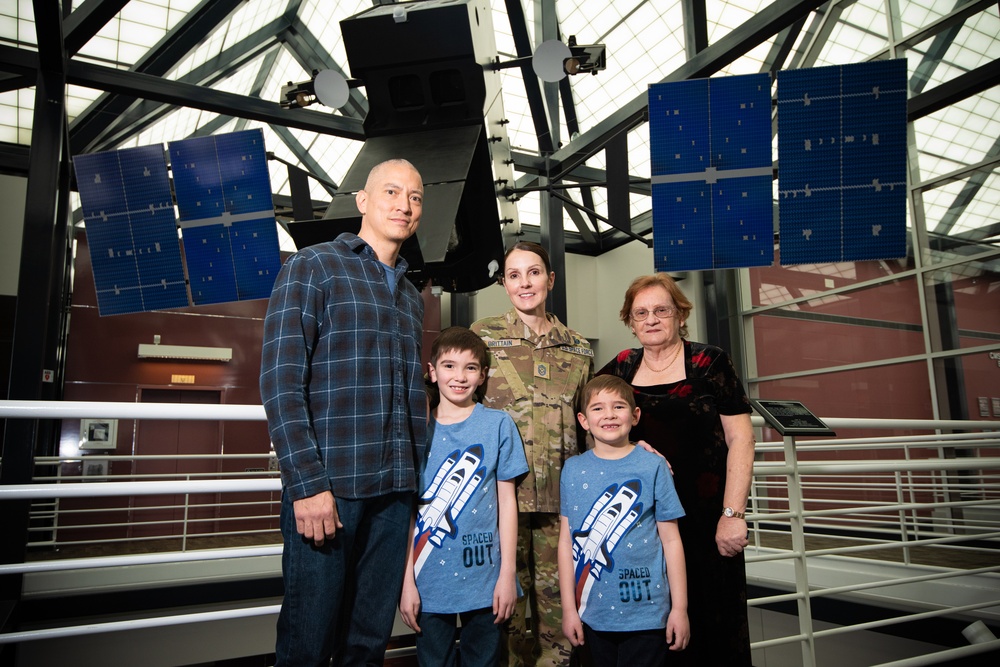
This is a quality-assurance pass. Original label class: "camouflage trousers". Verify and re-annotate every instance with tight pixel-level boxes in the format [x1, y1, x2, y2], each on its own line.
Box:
[503, 512, 573, 667]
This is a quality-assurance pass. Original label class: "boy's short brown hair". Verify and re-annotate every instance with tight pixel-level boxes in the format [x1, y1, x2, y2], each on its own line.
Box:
[581, 375, 636, 411]
[429, 326, 490, 370]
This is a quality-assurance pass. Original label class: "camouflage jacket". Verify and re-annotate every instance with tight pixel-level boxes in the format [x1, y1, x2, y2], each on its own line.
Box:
[471, 309, 594, 513]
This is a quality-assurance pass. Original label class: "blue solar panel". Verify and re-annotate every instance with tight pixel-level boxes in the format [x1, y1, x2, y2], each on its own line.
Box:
[169, 129, 280, 304]
[649, 73, 773, 272]
[73, 145, 188, 316]
[231, 218, 283, 300]
[777, 59, 907, 265]
[183, 224, 239, 305]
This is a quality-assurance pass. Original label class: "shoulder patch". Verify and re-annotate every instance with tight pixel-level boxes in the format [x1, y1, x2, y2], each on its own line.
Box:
[559, 345, 594, 357]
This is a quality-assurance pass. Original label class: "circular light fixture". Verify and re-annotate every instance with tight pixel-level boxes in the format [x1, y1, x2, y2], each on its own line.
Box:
[313, 69, 351, 108]
[531, 40, 572, 82]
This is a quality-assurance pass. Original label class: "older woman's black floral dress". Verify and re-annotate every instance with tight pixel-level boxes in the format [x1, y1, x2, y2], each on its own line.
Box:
[598, 340, 753, 666]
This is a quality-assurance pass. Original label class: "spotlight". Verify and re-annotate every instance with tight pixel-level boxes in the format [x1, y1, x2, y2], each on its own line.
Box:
[566, 35, 606, 76]
[280, 70, 352, 109]
[529, 37, 606, 82]
[280, 79, 317, 109]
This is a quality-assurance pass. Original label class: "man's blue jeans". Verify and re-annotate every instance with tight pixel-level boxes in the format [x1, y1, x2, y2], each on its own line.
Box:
[275, 491, 412, 667]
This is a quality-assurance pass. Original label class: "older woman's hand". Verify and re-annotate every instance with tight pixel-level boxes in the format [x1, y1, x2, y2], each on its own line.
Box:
[716, 516, 750, 557]
[634, 440, 672, 473]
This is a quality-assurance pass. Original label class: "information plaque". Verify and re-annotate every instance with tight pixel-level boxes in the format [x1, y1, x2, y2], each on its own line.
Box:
[750, 399, 836, 437]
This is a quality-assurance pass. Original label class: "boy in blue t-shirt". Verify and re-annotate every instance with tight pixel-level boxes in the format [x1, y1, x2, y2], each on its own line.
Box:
[400, 326, 529, 667]
[559, 375, 689, 666]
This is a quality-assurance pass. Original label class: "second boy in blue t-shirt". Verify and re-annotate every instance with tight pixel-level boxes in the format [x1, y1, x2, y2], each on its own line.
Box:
[400, 327, 529, 667]
[559, 375, 689, 666]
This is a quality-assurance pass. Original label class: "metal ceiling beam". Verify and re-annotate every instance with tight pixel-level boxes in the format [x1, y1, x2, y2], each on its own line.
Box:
[932, 134, 1000, 236]
[787, 0, 853, 71]
[0, 141, 30, 176]
[268, 123, 339, 198]
[908, 56, 1000, 121]
[84, 20, 288, 153]
[761, 17, 805, 75]
[64, 58, 365, 139]
[908, 0, 966, 95]
[681, 0, 709, 58]
[511, 151, 650, 196]
[63, 0, 130, 56]
[283, 16, 368, 120]
[504, 0, 555, 155]
[543, 0, 828, 183]
[69, 0, 246, 153]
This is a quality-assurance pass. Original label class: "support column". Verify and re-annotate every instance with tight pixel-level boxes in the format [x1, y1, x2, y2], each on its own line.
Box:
[0, 4, 72, 660]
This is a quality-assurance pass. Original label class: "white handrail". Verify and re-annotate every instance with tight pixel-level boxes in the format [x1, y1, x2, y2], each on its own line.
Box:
[0, 546, 282, 575]
[0, 400, 997, 431]
[0, 400, 265, 420]
[0, 479, 279, 499]
[0, 604, 282, 644]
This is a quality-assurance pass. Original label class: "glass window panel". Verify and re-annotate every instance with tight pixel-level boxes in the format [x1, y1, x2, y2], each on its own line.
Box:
[751, 256, 915, 308]
[753, 360, 933, 428]
[924, 258, 1000, 352]
[752, 307, 925, 377]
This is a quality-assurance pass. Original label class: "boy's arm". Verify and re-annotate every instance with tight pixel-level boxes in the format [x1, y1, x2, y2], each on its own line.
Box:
[558, 515, 586, 646]
[493, 479, 519, 623]
[657, 520, 690, 651]
[399, 510, 421, 632]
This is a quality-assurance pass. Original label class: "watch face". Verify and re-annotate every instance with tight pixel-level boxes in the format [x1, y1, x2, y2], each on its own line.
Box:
[724, 507, 734, 517]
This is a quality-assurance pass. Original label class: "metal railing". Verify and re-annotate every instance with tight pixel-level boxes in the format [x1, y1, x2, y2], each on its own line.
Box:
[1, 401, 998, 666]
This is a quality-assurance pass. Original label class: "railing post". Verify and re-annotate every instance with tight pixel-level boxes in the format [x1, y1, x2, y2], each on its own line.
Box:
[182, 475, 190, 552]
[784, 434, 816, 666]
[894, 470, 912, 566]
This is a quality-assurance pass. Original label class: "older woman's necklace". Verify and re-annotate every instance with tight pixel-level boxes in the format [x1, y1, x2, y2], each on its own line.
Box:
[643, 342, 683, 373]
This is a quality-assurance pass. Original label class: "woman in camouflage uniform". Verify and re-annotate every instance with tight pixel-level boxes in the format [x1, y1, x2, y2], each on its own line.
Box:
[471, 242, 593, 667]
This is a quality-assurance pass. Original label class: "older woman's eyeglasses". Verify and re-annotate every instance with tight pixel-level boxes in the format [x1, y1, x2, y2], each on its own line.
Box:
[631, 306, 677, 321]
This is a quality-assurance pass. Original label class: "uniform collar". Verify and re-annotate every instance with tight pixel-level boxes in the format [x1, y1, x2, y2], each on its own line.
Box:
[503, 309, 573, 347]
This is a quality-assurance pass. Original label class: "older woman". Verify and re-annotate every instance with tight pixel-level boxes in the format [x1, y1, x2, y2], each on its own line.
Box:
[471, 241, 593, 667]
[597, 273, 755, 666]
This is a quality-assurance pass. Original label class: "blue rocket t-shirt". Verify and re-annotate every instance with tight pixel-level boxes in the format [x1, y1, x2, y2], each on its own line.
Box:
[560, 446, 685, 631]
[414, 403, 529, 614]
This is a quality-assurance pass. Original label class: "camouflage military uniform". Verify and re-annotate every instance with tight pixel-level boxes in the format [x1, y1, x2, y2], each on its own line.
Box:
[471, 309, 594, 667]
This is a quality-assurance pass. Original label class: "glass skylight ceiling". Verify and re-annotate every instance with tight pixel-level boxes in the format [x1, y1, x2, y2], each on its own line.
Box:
[1, 0, 998, 254]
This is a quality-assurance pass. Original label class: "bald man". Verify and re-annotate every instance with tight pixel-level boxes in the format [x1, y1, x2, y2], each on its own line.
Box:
[262, 159, 428, 666]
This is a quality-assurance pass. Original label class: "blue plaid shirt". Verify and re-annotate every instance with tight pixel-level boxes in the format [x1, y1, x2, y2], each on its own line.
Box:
[260, 233, 427, 502]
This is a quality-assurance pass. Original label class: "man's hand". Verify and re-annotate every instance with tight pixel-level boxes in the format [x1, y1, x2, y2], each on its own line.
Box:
[293, 491, 342, 546]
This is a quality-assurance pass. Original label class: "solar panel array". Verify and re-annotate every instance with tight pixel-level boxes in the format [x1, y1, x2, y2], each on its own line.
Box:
[73, 129, 281, 315]
[649, 73, 774, 273]
[777, 59, 908, 264]
[169, 129, 281, 305]
[73, 145, 189, 316]
[648, 59, 907, 271]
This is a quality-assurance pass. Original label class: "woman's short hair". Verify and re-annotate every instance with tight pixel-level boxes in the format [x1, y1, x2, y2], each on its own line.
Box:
[502, 241, 553, 279]
[619, 274, 692, 339]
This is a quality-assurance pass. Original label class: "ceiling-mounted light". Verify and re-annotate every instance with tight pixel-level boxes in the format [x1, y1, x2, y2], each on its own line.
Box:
[281, 70, 354, 110]
[525, 37, 607, 82]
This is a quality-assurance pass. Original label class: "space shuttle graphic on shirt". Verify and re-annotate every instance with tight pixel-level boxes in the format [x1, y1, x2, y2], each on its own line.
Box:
[571, 480, 643, 613]
[413, 444, 486, 577]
